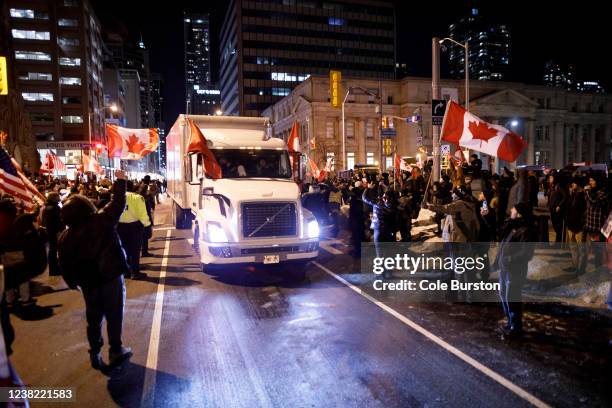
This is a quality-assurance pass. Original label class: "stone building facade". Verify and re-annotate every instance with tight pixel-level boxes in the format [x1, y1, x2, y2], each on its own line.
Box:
[262, 75, 612, 172]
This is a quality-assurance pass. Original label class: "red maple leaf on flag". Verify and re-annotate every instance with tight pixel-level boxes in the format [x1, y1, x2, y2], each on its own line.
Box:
[467, 120, 499, 142]
[126, 133, 145, 154]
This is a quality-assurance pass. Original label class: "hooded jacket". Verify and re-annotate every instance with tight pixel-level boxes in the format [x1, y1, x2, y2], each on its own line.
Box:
[58, 179, 129, 289]
[429, 198, 480, 243]
[507, 169, 529, 216]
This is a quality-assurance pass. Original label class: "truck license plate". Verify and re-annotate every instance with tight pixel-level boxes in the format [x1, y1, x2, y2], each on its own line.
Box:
[263, 255, 280, 264]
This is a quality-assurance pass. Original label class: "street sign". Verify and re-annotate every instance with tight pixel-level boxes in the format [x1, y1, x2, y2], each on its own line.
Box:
[432, 99, 447, 126]
[329, 70, 341, 108]
[0, 57, 8, 95]
[440, 144, 450, 155]
[381, 128, 396, 137]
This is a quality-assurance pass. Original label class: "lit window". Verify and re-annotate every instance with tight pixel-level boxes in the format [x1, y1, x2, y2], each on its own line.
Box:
[10, 8, 48, 19]
[19, 72, 52, 81]
[21, 92, 54, 102]
[58, 37, 79, 46]
[12, 29, 50, 40]
[58, 18, 78, 27]
[59, 57, 81, 66]
[385, 156, 393, 170]
[60, 77, 81, 86]
[366, 152, 374, 165]
[272, 88, 290, 96]
[63, 0, 78, 6]
[347, 152, 355, 170]
[15, 51, 51, 61]
[61, 115, 84, 124]
[326, 152, 336, 171]
[328, 17, 345, 26]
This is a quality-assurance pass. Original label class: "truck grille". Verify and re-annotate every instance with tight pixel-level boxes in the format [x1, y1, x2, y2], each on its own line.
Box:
[241, 202, 297, 238]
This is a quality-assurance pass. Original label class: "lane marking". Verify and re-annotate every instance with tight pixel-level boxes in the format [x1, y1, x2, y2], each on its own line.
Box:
[312, 261, 551, 408]
[141, 229, 172, 407]
[319, 240, 343, 255]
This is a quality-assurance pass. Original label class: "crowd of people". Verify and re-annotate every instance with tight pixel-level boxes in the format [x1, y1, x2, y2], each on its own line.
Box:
[0, 170, 164, 374]
[301, 156, 611, 338]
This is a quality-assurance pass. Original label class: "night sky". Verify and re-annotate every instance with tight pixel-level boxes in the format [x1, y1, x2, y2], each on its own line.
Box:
[91, 0, 610, 131]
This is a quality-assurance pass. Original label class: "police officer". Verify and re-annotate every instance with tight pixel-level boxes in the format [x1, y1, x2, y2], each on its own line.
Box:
[118, 180, 151, 279]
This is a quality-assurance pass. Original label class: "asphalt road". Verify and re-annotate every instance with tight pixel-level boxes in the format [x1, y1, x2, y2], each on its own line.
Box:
[8, 198, 611, 407]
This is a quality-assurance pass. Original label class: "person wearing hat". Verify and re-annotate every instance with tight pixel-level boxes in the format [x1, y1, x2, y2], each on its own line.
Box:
[41, 192, 65, 276]
[58, 170, 132, 369]
[495, 202, 538, 338]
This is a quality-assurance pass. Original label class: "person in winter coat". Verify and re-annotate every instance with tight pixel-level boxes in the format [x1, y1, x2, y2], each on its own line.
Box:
[348, 181, 365, 257]
[362, 187, 396, 262]
[118, 181, 151, 278]
[41, 192, 64, 276]
[548, 177, 568, 243]
[427, 186, 480, 244]
[527, 170, 539, 208]
[583, 175, 609, 269]
[397, 188, 414, 242]
[58, 170, 132, 369]
[495, 202, 538, 338]
[506, 169, 529, 217]
[565, 179, 587, 274]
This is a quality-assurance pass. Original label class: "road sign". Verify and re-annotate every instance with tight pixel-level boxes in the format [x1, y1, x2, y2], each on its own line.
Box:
[0, 57, 8, 95]
[432, 99, 446, 126]
[440, 144, 450, 155]
[381, 128, 396, 137]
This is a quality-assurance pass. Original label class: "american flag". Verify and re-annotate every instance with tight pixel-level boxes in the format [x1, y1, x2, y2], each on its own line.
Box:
[0, 147, 40, 212]
[40, 152, 67, 173]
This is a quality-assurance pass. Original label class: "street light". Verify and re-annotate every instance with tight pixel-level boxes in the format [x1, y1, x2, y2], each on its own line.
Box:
[510, 120, 518, 128]
[341, 85, 381, 170]
[215, 109, 223, 116]
[439, 37, 469, 111]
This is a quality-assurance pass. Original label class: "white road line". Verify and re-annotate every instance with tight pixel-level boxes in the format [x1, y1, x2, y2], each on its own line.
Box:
[312, 261, 551, 408]
[319, 240, 343, 255]
[141, 229, 172, 407]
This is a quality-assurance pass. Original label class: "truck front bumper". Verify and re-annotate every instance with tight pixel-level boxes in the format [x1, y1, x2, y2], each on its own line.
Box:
[200, 239, 319, 265]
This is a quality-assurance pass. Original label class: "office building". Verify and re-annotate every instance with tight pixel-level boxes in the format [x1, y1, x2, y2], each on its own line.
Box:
[220, 0, 396, 116]
[447, 8, 510, 81]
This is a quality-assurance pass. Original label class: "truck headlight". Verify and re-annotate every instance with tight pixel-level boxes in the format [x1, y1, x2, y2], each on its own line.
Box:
[207, 222, 228, 243]
[307, 219, 319, 239]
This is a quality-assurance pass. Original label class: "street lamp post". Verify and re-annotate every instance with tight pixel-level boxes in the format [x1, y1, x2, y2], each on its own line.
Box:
[439, 37, 469, 111]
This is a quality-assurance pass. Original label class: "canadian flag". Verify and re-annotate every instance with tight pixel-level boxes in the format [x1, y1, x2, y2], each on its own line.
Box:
[317, 157, 333, 182]
[106, 124, 159, 160]
[82, 153, 103, 175]
[308, 157, 320, 180]
[441, 101, 527, 162]
[287, 121, 300, 153]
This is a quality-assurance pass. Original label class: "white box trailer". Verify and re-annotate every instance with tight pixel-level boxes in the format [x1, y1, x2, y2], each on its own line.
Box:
[166, 115, 319, 276]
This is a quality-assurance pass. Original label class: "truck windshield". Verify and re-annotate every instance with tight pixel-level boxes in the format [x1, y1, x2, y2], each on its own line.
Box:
[212, 149, 292, 179]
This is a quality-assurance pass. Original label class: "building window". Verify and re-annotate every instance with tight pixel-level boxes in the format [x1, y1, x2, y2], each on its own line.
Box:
[29, 112, 54, 123]
[326, 152, 335, 171]
[58, 18, 78, 27]
[59, 57, 81, 66]
[385, 156, 393, 170]
[346, 121, 355, 138]
[19, 72, 52, 81]
[535, 151, 549, 165]
[9, 8, 49, 19]
[328, 17, 345, 26]
[21, 92, 53, 102]
[11, 29, 50, 40]
[58, 37, 79, 46]
[60, 77, 81, 86]
[61, 115, 83, 124]
[272, 88, 290, 96]
[347, 152, 355, 170]
[62, 96, 81, 104]
[366, 152, 375, 165]
[535, 126, 542, 141]
[544, 126, 550, 141]
[326, 120, 335, 139]
[15, 51, 51, 61]
[63, 0, 78, 6]
[387, 96, 393, 105]
[366, 120, 374, 138]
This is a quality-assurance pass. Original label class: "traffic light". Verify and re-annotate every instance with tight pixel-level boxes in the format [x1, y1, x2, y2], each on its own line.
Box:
[0, 57, 8, 96]
[381, 116, 389, 129]
[383, 138, 392, 156]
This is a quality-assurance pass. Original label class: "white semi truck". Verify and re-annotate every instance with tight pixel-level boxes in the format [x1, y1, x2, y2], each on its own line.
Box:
[166, 115, 319, 278]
